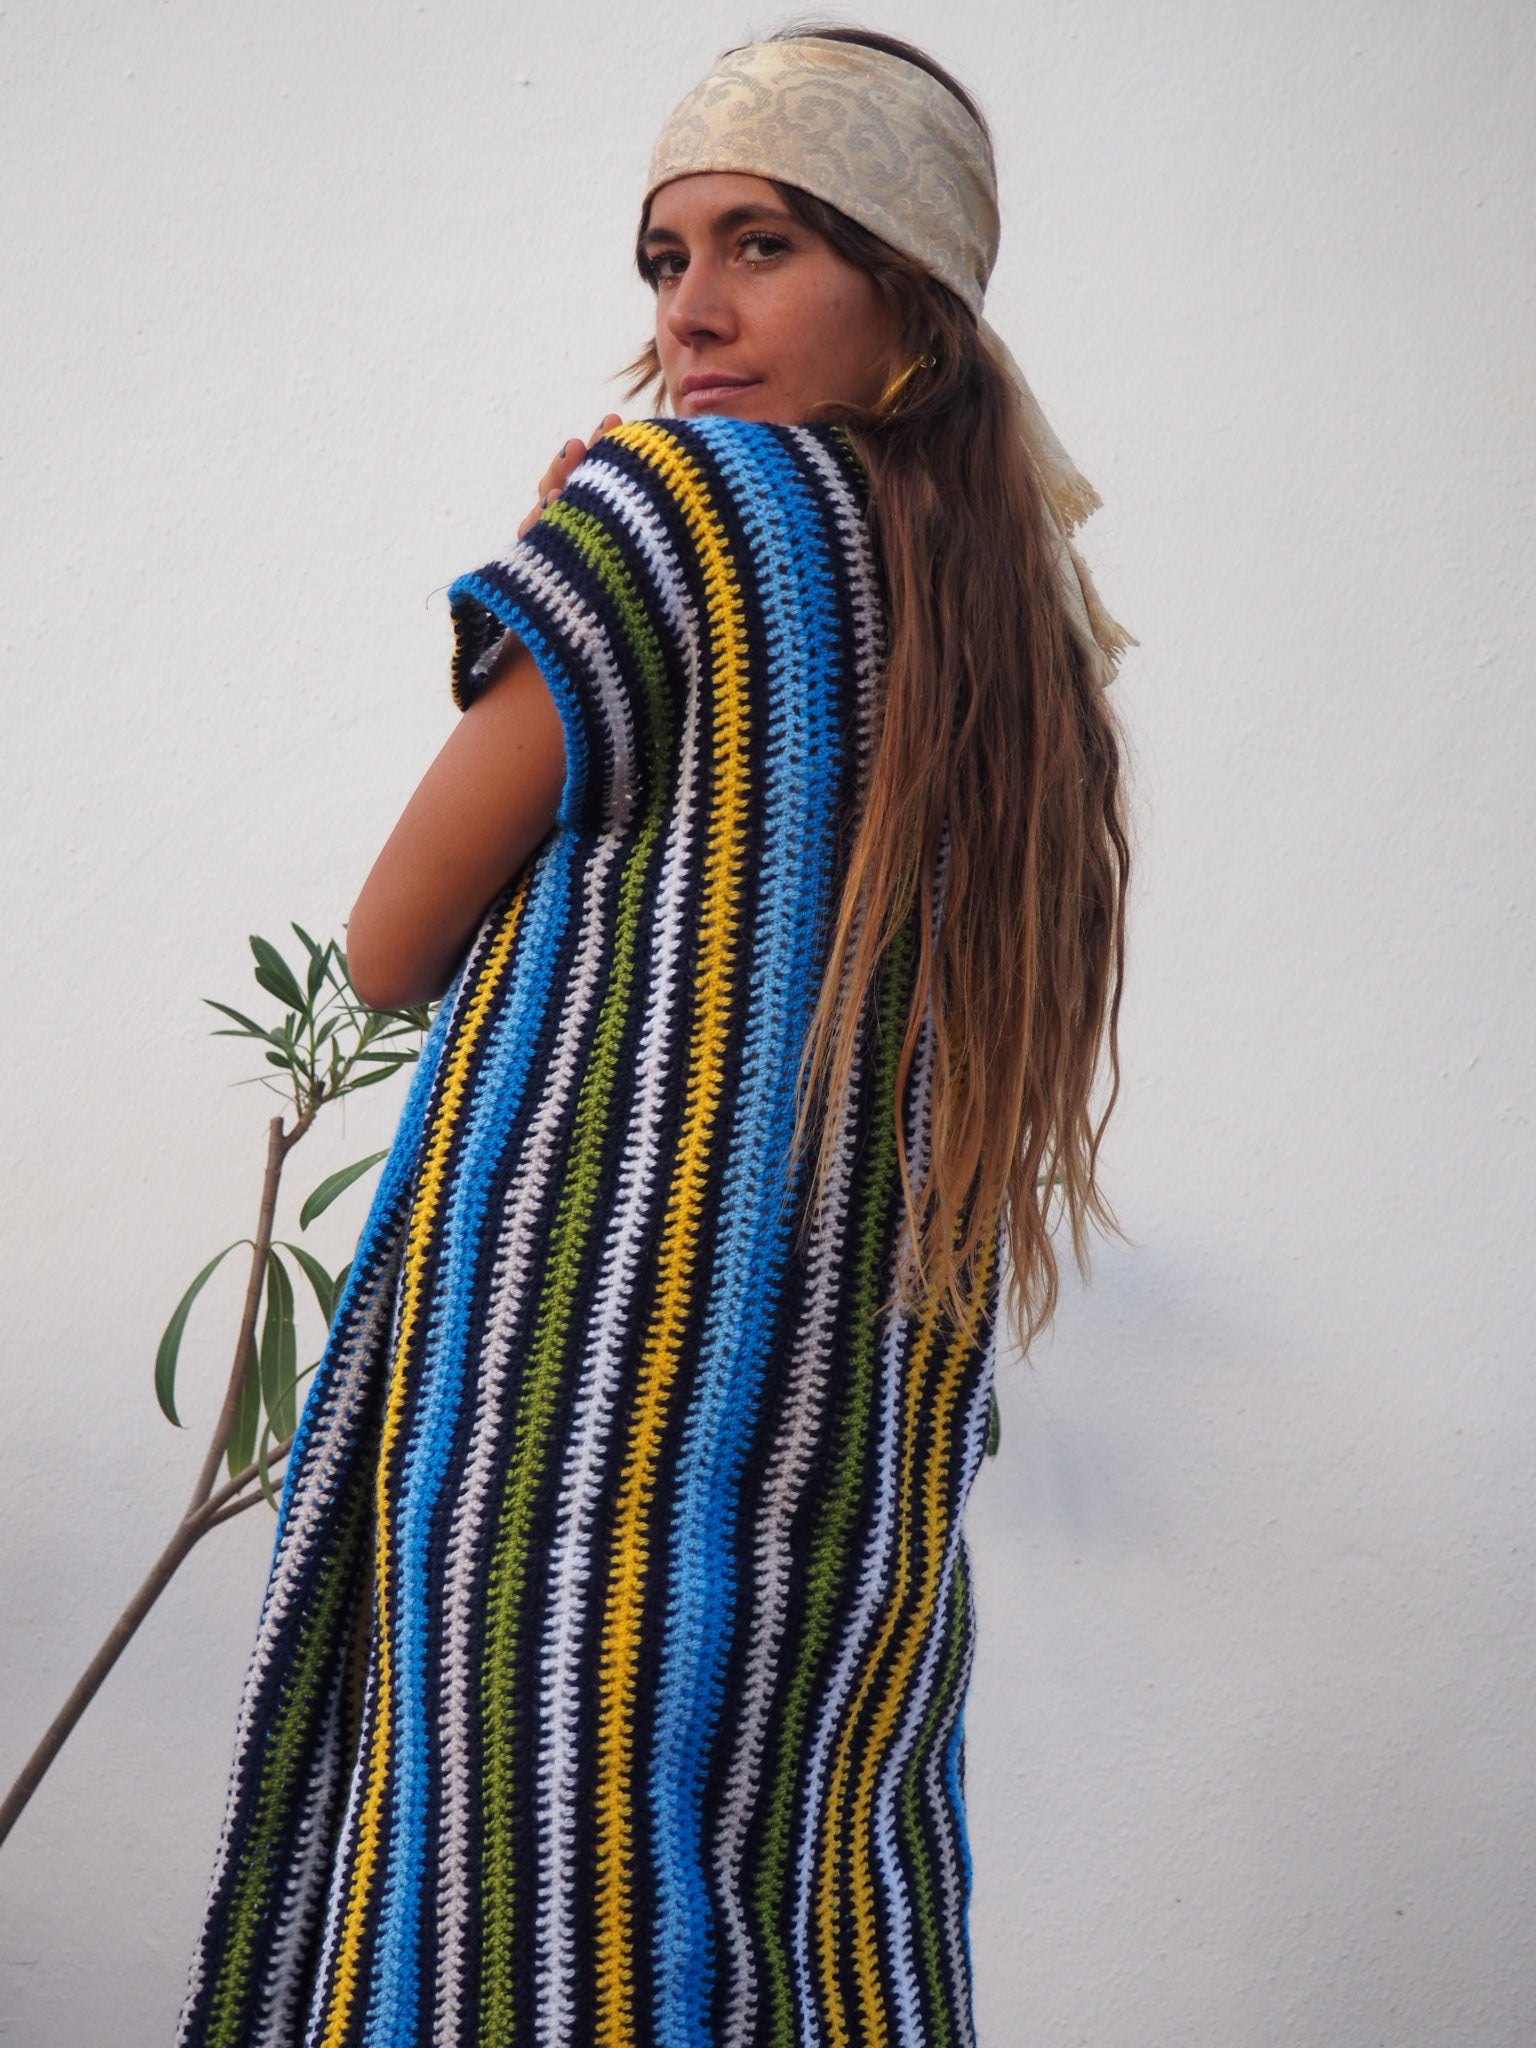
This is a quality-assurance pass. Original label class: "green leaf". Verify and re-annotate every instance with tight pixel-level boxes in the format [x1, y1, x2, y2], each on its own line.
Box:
[332, 1259, 353, 1306]
[154, 1241, 247, 1427]
[249, 934, 307, 1014]
[276, 1240, 337, 1327]
[274, 1277, 299, 1440]
[202, 999, 280, 1043]
[227, 1334, 261, 1477]
[343, 1061, 408, 1092]
[258, 1251, 298, 1440]
[256, 1358, 318, 1509]
[299, 1151, 389, 1230]
[291, 923, 328, 1004]
[256, 1412, 284, 1511]
[985, 1387, 1001, 1458]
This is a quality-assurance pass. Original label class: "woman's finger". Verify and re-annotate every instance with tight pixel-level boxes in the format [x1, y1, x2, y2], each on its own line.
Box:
[517, 486, 558, 539]
[523, 419, 621, 537]
[537, 439, 583, 500]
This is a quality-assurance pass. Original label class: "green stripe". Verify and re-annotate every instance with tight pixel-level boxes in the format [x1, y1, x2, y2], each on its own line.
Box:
[753, 912, 917, 2048]
[205, 1478, 371, 2047]
[476, 493, 674, 2044]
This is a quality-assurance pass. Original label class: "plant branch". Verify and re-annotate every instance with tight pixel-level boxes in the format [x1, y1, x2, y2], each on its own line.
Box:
[203, 1435, 296, 1519]
[182, 1107, 311, 1518]
[206, 1489, 271, 1529]
[0, 1506, 213, 1849]
[1, 929, 422, 1854]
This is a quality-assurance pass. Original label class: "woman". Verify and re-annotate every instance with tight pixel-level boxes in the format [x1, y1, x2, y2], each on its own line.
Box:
[177, 25, 1131, 2048]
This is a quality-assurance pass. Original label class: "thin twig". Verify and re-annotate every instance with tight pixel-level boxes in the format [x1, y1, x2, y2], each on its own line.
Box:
[0, 1508, 212, 1848]
[4, 1116, 312, 1849]
[1, 939, 422, 1852]
[183, 1105, 313, 1519]
[206, 1490, 270, 1530]
[203, 1436, 296, 1519]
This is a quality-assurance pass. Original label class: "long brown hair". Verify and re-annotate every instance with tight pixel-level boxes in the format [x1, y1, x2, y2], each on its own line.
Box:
[626, 25, 1132, 1356]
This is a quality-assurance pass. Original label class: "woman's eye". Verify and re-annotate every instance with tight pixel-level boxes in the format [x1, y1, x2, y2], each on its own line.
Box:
[645, 232, 789, 286]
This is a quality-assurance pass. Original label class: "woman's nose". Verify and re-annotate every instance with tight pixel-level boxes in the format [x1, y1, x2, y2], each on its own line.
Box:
[663, 257, 737, 346]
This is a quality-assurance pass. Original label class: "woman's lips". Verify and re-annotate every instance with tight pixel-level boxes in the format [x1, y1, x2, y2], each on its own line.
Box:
[680, 375, 759, 409]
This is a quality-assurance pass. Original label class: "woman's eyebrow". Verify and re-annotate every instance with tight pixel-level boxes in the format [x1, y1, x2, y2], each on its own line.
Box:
[640, 202, 799, 250]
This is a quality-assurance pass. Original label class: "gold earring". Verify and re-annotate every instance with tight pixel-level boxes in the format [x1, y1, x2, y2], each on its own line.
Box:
[877, 351, 937, 412]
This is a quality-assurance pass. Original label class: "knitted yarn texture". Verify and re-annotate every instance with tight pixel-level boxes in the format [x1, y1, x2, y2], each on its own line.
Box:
[175, 416, 1001, 2048]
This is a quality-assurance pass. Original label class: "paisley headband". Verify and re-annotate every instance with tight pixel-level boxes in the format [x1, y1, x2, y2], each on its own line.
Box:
[643, 35, 1134, 689]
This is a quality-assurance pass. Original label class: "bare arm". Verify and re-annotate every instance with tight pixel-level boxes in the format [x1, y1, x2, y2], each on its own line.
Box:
[348, 413, 621, 1010]
[345, 640, 567, 1009]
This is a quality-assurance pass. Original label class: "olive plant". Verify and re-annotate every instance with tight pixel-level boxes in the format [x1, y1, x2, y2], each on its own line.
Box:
[0, 928, 431, 1848]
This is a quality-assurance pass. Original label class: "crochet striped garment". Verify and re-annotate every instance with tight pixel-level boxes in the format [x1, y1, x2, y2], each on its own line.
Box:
[176, 415, 1002, 2048]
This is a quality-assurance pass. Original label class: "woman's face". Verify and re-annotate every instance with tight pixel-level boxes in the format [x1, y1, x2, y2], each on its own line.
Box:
[642, 172, 903, 423]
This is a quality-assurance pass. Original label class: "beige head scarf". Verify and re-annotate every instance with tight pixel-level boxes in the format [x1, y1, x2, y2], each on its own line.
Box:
[643, 34, 1134, 689]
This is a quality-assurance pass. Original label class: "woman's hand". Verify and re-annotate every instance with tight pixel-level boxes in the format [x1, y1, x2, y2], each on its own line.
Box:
[517, 413, 623, 539]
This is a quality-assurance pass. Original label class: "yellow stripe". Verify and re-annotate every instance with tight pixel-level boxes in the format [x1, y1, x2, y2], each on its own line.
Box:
[318, 882, 530, 2046]
[811, 1290, 942, 2048]
[814, 1232, 997, 2047]
[592, 422, 748, 2048]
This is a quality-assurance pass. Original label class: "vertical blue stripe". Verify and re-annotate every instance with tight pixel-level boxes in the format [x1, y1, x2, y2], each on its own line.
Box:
[362, 593, 597, 2045]
[945, 1567, 976, 2001]
[647, 419, 846, 2048]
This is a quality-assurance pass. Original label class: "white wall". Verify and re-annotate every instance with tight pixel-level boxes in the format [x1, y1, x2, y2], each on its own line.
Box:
[2, 2, 1531, 2041]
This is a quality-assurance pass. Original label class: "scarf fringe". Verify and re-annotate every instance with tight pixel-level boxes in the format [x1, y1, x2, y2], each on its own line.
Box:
[1049, 471, 1104, 534]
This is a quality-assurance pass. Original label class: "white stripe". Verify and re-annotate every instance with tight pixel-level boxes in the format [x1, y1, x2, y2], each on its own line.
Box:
[177, 939, 490, 2039]
[478, 448, 696, 823]
[786, 809, 952, 2039]
[434, 439, 705, 2040]
[434, 450, 703, 2045]
[713, 957, 864, 2048]
[174, 1246, 403, 2043]
[872, 1322, 996, 2045]
[431, 825, 626, 2040]
[931, 1322, 1000, 2047]
[302, 1587, 380, 2046]
[531, 490, 707, 2048]
[925, 1537, 977, 2048]
[484, 540, 642, 818]
[790, 976, 941, 2044]
[251, 1658, 345, 2047]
